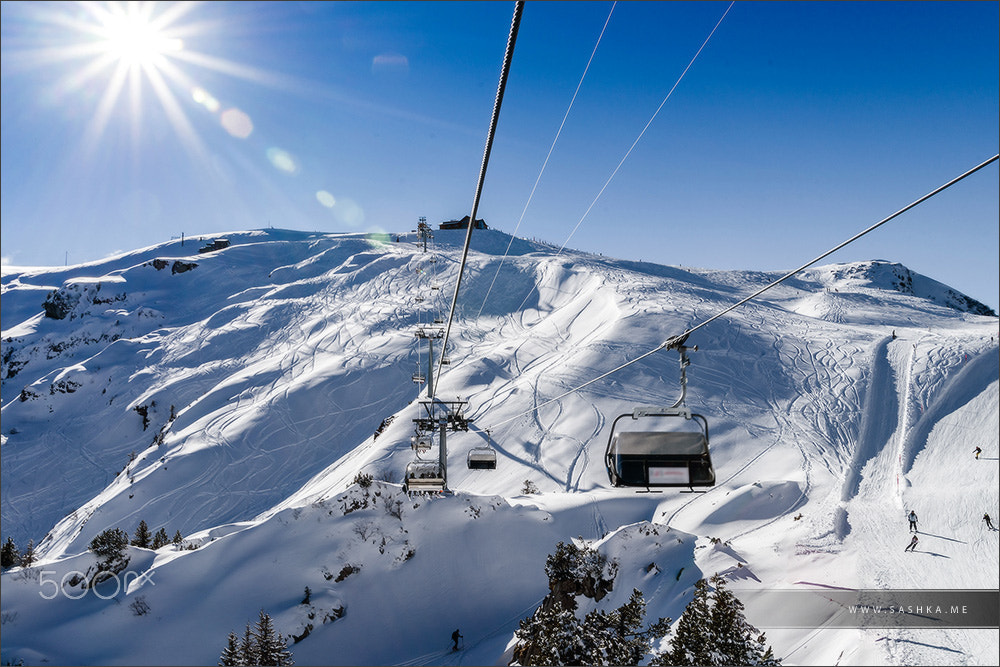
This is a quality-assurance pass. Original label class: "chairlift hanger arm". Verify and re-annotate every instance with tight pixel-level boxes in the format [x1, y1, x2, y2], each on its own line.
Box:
[660, 334, 689, 351]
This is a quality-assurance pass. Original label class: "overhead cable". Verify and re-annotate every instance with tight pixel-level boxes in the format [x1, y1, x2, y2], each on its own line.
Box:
[557, 0, 735, 254]
[477, 1, 618, 318]
[487, 153, 1000, 430]
[510, 1, 735, 317]
[433, 0, 524, 401]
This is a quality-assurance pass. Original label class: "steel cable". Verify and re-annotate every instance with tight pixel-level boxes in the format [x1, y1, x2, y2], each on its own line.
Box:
[486, 153, 1000, 430]
[433, 0, 524, 400]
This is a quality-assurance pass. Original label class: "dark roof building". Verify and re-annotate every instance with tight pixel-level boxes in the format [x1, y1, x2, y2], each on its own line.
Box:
[198, 238, 230, 254]
[439, 215, 487, 231]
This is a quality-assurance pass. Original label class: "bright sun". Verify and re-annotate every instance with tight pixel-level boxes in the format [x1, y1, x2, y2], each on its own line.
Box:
[15, 2, 270, 156]
[96, 4, 183, 67]
[46, 1, 207, 154]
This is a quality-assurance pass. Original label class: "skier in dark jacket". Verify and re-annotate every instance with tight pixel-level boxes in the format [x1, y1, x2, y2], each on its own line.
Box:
[904, 535, 918, 552]
[985, 513, 995, 530]
[452, 629, 463, 651]
[974, 446, 982, 459]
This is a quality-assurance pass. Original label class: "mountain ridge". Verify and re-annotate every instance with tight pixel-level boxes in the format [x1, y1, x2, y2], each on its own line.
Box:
[2, 228, 997, 666]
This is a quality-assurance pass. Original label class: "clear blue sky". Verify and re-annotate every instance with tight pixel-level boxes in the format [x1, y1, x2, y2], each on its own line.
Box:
[2, 1, 998, 310]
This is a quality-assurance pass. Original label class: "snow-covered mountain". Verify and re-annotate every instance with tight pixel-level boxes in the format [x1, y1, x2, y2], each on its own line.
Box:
[1, 228, 997, 666]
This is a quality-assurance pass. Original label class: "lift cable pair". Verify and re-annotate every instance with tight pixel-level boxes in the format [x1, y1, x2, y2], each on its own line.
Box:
[497, 1, 735, 320]
[475, 1, 618, 319]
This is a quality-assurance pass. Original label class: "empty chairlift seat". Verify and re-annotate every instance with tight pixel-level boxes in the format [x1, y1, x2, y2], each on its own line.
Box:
[605, 343, 715, 490]
[607, 431, 714, 487]
[605, 408, 714, 489]
[467, 446, 497, 470]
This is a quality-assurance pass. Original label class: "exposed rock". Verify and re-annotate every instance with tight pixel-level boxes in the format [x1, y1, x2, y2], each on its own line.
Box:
[42, 287, 81, 320]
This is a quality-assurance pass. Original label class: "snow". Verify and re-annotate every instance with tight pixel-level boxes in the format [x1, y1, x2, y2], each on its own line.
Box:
[1, 228, 997, 665]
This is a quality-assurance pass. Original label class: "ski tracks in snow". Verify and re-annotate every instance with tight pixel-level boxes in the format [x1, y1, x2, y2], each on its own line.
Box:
[843, 331, 999, 666]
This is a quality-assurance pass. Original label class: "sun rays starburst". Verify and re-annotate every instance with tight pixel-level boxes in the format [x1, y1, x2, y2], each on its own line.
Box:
[5, 2, 277, 161]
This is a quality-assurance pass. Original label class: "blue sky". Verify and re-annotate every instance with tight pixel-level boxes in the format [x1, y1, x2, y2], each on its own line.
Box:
[2, 1, 998, 310]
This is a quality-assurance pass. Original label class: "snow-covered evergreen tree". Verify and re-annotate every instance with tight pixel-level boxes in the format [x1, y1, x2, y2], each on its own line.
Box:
[653, 575, 781, 666]
[239, 623, 257, 666]
[544, 541, 616, 606]
[598, 588, 673, 665]
[218, 631, 241, 666]
[20, 539, 35, 567]
[89, 528, 129, 561]
[512, 603, 584, 665]
[152, 527, 170, 549]
[707, 574, 780, 666]
[85, 527, 130, 586]
[132, 520, 151, 548]
[253, 609, 294, 666]
[655, 577, 713, 666]
[1, 536, 20, 569]
[512, 542, 670, 666]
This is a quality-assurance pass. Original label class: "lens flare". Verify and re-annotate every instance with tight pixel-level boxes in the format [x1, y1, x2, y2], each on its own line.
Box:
[192, 87, 220, 113]
[266, 147, 298, 174]
[331, 197, 365, 227]
[316, 191, 336, 208]
[365, 230, 392, 246]
[220, 108, 253, 139]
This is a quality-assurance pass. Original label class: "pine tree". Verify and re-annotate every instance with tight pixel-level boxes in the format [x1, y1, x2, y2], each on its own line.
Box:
[89, 528, 129, 562]
[254, 609, 294, 666]
[218, 631, 241, 666]
[512, 540, 670, 666]
[513, 589, 670, 666]
[240, 622, 257, 666]
[602, 588, 673, 665]
[653, 575, 782, 666]
[707, 574, 781, 666]
[152, 528, 170, 549]
[656, 577, 714, 666]
[708, 574, 748, 664]
[1, 537, 20, 569]
[512, 603, 584, 666]
[21, 539, 36, 568]
[132, 520, 151, 548]
[173, 530, 184, 546]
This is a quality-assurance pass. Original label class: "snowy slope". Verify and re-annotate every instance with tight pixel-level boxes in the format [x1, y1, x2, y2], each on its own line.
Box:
[2, 229, 997, 666]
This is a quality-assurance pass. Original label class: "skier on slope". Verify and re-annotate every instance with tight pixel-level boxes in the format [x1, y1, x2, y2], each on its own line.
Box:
[985, 513, 995, 530]
[907, 510, 918, 532]
[904, 535, 919, 552]
[974, 446, 982, 460]
[452, 629, 463, 651]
